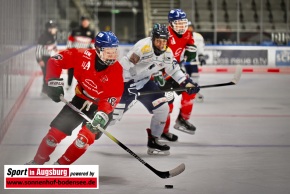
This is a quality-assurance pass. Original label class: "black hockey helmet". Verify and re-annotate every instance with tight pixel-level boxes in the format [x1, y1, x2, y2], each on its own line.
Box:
[45, 20, 57, 29]
[151, 23, 169, 55]
[151, 23, 169, 41]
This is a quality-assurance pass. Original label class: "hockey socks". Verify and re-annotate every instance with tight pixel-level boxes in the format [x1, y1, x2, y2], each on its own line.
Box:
[180, 92, 196, 120]
[57, 125, 95, 165]
[33, 128, 67, 164]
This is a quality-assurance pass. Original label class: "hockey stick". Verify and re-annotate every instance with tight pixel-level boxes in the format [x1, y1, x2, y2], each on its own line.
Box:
[138, 65, 242, 96]
[182, 61, 199, 65]
[59, 95, 185, 179]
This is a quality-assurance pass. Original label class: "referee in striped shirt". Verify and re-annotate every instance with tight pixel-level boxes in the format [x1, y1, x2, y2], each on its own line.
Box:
[36, 20, 58, 96]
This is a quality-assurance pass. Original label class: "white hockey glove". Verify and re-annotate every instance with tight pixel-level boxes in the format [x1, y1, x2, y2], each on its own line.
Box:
[47, 78, 64, 102]
[86, 111, 109, 134]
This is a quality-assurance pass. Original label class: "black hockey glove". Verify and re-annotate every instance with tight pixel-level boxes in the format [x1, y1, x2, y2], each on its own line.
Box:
[180, 78, 200, 95]
[198, 54, 206, 66]
[47, 78, 64, 102]
[86, 111, 109, 134]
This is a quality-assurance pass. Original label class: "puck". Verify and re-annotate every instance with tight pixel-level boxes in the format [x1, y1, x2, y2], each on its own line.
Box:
[165, 185, 173, 189]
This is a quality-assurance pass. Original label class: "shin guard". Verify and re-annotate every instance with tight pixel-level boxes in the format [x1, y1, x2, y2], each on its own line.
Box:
[150, 103, 169, 137]
[57, 126, 95, 165]
[34, 128, 67, 164]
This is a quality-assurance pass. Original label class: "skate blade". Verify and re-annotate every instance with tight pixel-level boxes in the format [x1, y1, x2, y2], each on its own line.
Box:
[147, 148, 170, 156]
[195, 97, 204, 103]
[160, 136, 178, 142]
[174, 125, 195, 135]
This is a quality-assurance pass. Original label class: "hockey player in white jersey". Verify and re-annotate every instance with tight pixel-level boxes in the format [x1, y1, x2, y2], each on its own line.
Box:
[188, 21, 206, 102]
[112, 23, 200, 155]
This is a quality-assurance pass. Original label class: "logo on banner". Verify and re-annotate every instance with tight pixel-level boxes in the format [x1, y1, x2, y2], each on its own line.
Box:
[4, 165, 99, 189]
[276, 50, 290, 66]
[213, 50, 268, 65]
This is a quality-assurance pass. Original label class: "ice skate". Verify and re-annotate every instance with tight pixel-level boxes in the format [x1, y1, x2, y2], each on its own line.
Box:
[147, 128, 170, 156]
[174, 114, 196, 134]
[25, 157, 50, 165]
[161, 132, 178, 142]
[195, 92, 204, 103]
[25, 160, 39, 165]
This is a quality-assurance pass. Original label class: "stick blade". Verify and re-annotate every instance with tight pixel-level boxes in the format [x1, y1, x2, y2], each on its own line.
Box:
[169, 163, 185, 178]
[232, 65, 242, 84]
[155, 163, 185, 179]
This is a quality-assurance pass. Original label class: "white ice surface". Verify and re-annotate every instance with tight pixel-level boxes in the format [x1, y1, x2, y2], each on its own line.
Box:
[1, 73, 290, 194]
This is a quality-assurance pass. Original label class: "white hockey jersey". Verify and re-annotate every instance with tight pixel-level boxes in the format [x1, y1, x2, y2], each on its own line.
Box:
[119, 37, 186, 90]
[192, 32, 205, 56]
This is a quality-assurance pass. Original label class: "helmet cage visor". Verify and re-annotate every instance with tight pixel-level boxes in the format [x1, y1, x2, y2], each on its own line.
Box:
[97, 47, 119, 66]
[172, 19, 188, 35]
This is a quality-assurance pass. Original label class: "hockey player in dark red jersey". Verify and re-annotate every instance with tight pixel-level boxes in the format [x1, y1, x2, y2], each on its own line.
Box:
[66, 16, 95, 90]
[26, 31, 124, 165]
[158, 9, 199, 141]
[36, 20, 58, 96]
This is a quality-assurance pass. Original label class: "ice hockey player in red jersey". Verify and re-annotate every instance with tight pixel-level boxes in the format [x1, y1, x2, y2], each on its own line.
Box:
[25, 31, 124, 165]
[157, 9, 199, 141]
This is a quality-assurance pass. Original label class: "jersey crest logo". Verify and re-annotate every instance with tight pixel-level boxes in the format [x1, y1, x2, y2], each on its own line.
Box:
[100, 75, 108, 83]
[141, 45, 152, 53]
[82, 61, 91, 70]
[174, 48, 183, 58]
[108, 97, 117, 107]
[83, 79, 103, 95]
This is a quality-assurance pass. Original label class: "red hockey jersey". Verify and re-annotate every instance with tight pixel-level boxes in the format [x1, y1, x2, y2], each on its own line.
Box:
[46, 48, 124, 114]
[167, 26, 194, 63]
